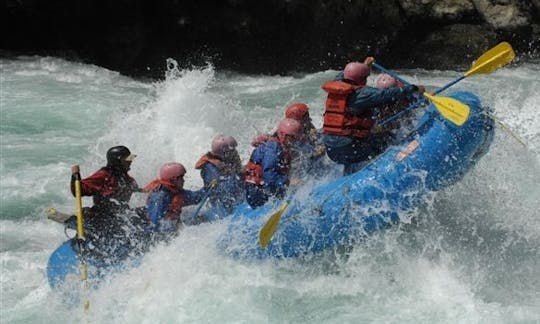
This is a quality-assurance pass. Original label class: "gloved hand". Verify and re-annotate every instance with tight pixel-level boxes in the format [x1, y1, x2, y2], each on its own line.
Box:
[414, 85, 426, 93]
[209, 179, 219, 188]
[289, 177, 304, 187]
[364, 56, 375, 66]
[312, 145, 326, 157]
[371, 125, 385, 134]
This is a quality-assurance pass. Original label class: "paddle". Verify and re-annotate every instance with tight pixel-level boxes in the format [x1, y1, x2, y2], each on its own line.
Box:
[192, 183, 216, 220]
[259, 201, 288, 248]
[434, 42, 515, 95]
[72, 168, 90, 313]
[47, 207, 73, 223]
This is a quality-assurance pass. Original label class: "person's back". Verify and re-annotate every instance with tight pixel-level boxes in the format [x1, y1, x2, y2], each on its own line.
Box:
[245, 119, 302, 208]
[284, 102, 327, 179]
[195, 135, 245, 217]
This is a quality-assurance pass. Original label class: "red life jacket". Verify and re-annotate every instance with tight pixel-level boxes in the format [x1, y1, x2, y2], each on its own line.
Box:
[143, 179, 185, 221]
[244, 137, 290, 187]
[245, 161, 264, 186]
[321, 80, 374, 138]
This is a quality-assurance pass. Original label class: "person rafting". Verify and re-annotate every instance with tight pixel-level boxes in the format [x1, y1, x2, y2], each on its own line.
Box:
[283, 102, 327, 179]
[144, 162, 205, 240]
[195, 135, 245, 218]
[245, 118, 303, 208]
[373, 73, 414, 131]
[69, 145, 146, 260]
[321, 57, 425, 175]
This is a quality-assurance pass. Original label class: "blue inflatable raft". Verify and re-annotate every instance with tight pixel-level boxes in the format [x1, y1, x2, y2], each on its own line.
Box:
[217, 91, 494, 259]
[47, 91, 494, 287]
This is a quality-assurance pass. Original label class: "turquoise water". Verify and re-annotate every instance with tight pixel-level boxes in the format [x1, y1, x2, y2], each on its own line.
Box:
[1, 56, 539, 323]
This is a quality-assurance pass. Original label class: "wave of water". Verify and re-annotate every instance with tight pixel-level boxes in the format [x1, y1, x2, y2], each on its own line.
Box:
[1, 56, 539, 323]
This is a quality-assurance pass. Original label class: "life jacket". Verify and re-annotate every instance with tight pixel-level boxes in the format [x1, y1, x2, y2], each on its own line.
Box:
[195, 153, 223, 173]
[321, 80, 374, 138]
[195, 152, 244, 181]
[143, 179, 185, 221]
[76, 167, 138, 210]
[245, 137, 290, 187]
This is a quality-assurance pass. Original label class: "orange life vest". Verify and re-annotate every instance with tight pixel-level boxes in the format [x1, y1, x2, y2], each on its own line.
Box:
[195, 153, 223, 170]
[143, 179, 185, 221]
[321, 80, 374, 138]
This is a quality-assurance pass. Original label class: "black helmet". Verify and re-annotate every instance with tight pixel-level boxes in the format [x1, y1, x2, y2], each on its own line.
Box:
[106, 146, 136, 167]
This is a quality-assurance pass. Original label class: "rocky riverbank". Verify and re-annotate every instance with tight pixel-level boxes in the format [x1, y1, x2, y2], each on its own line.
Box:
[2, 0, 538, 78]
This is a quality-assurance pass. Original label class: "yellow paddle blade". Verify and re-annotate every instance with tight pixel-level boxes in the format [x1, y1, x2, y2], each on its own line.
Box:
[258, 202, 289, 248]
[465, 42, 515, 77]
[424, 93, 471, 126]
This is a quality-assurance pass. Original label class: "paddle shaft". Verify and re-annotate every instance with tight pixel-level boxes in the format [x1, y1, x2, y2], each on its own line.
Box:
[73, 172, 90, 313]
[73, 173, 85, 240]
[192, 185, 214, 219]
[434, 76, 465, 95]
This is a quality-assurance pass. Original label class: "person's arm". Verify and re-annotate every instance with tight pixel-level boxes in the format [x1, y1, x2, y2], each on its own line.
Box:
[347, 85, 423, 114]
[183, 189, 205, 206]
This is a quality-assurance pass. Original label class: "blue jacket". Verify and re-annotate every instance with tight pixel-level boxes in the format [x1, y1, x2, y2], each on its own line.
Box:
[250, 140, 289, 193]
[146, 187, 204, 232]
[200, 162, 244, 213]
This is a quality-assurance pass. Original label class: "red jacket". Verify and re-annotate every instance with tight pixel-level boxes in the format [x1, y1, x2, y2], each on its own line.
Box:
[72, 167, 138, 210]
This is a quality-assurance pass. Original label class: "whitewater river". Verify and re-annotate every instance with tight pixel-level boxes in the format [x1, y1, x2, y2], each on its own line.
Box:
[1, 56, 539, 323]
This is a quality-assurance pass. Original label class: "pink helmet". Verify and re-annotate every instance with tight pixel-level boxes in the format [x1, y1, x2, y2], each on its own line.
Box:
[343, 62, 370, 85]
[285, 103, 309, 120]
[276, 118, 301, 141]
[211, 135, 238, 156]
[376, 73, 404, 89]
[159, 162, 186, 181]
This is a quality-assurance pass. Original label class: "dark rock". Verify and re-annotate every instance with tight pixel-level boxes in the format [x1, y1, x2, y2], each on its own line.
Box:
[1, 0, 537, 78]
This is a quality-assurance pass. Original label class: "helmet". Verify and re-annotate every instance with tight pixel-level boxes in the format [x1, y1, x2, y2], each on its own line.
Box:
[276, 118, 301, 141]
[159, 162, 186, 181]
[106, 146, 136, 166]
[376, 73, 404, 89]
[211, 135, 238, 156]
[285, 103, 309, 120]
[343, 62, 370, 85]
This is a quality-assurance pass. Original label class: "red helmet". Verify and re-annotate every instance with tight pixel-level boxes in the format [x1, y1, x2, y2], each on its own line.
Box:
[276, 118, 301, 141]
[343, 62, 370, 85]
[211, 135, 238, 156]
[285, 103, 309, 120]
[376, 73, 404, 89]
[159, 162, 186, 181]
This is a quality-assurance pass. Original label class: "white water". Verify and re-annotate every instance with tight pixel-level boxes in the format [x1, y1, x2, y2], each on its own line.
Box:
[1, 56, 539, 323]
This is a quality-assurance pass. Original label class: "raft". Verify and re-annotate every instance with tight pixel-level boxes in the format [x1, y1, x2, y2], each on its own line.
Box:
[217, 91, 494, 259]
[47, 91, 494, 287]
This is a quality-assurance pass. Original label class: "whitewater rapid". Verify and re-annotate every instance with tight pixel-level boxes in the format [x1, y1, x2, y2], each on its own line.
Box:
[1, 56, 539, 323]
